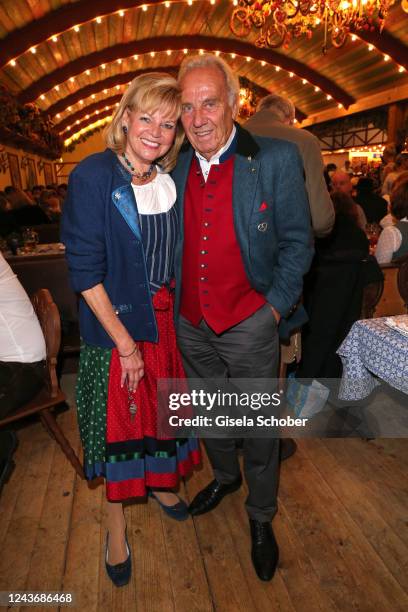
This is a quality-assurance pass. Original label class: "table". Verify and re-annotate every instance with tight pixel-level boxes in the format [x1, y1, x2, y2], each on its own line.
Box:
[337, 317, 408, 401]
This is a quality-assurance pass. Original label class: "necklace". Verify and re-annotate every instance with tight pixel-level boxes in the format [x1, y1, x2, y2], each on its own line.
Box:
[122, 152, 155, 181]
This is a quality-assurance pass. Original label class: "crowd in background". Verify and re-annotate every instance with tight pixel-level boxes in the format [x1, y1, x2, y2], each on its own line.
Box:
[0, 183, 67, 238]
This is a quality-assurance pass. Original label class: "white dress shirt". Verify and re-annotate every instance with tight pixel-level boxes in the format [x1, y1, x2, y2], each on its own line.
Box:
[195, 125, 237, 182]
[0, 253, 46, 362]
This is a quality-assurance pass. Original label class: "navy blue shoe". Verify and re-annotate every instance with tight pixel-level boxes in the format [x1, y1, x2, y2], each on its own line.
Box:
[149, 490, 189, 521]
[105, 530, 131, 587]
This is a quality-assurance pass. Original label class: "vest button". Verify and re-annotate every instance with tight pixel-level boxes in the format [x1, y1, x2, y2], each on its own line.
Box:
[200, 277, 207, 281]
[203, 236, 208, 240]
[203, 222, 209, 227]
[200, 250, 208, 255]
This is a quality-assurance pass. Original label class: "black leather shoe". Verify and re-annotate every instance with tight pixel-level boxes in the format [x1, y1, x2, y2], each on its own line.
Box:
[105, 529, 131, 587]
[189, 477, 242, 516]
[279, 438, 297, 462]
[249, 519, 279, 581]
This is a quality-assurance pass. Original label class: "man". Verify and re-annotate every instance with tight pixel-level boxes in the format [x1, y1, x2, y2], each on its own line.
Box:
[0, 252, 46, 420]
[382, 152, 408, 197]
[340, 159, 353, 176]
[173, 55, 313, 581]
[245, 94, 334, 238]
[331, 170, 367, 229]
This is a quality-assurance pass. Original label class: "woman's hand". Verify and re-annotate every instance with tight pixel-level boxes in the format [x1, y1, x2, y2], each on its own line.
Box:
[118, 345, 145, 391]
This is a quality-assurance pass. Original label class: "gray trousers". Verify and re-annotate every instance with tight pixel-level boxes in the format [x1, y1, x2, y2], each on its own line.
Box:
[176, 304, 280, 522]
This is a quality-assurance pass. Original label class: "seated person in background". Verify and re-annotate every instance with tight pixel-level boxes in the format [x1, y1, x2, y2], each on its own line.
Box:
[295, 191, 371, 381]
[376, 177, 408, 264]
[39, 189, 61, 222]
[0, 252, 46, 419]
[6, 185, 50, 226]
[330, 170, 367, 230]
[0, 194, 18, 237]
[382, 152, 408, 197]
[354, 177, 387, 224]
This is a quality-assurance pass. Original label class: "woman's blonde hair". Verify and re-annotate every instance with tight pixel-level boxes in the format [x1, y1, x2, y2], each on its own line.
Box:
[104, 72, 184, 172]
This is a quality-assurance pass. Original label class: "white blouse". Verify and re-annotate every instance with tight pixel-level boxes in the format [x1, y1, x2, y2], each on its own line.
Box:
[131, 169, 176, 215]
[375, 218, 408, 264]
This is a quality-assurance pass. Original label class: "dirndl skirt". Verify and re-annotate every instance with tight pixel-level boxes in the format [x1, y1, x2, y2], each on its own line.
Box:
[76, 285, 201, 502]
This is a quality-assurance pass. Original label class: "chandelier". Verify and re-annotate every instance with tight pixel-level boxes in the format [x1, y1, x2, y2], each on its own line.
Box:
[230, 0, 396, 51]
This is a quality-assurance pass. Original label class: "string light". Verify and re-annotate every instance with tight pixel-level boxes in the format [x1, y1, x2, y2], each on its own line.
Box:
[275, 66, 280, 72]
[383, 55, 390, 61]
[117, 58, 122, 64]
[261, 60, 266, 66]
[246, 56, 251, 62]
[55, 85, 60, 91]
[314, 86, 319, 92]
[40, 94, 45, 100]
[30, 47, 36, 54]
[70, 77, 75, 82]
[79, 100, 84, 105]
[142, 4, 147, 10]
[165, 1, 170, 6]
[183, 48, 188, 54]
[368, 44, 374, 51]
[52, 36, 58, 43]
[134, 55, 139, 60]
[230, 53, 236, 58]
[302, 79, 307, 84]
[215, 50, 221, 56]
[119, 10, 125, 17]
[86, 70, 90, 75]
[74, 25, 80, 32]
[399, 66, 406, 73]
[150, 51, 155, 57]
[101, 63, 106, 69]
[10, 59, 16, 66]
[289, 72, 294, 77]
[351, 34, 357, 41]
[96, 17, 102, 24]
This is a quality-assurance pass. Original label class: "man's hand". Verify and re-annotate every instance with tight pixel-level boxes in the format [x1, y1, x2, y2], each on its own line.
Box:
[269, 304, 281, 324]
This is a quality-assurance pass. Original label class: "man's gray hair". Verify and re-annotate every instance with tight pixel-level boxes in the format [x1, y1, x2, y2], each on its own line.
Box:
[257, 93, 295, 124]
[178, 53, 240, 111]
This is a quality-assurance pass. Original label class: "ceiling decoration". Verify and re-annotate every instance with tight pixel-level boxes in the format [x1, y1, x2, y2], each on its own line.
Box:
[0, 0, 406, 151]
[229, 0, 396, 51]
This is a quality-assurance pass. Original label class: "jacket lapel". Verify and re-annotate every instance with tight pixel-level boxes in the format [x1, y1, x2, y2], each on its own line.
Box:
[112, 185, 142, 241]
[232, 125, 261, 242]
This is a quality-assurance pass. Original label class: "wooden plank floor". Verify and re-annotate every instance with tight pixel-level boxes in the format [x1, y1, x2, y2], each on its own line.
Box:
[0, 373, 407, 612]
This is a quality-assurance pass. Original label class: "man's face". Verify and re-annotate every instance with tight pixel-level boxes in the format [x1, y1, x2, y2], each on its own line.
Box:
[331, 172, 353, 195]
[180, 66, 236, 160]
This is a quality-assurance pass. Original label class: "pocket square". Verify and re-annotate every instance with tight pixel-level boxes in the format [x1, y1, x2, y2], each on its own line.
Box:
[259, 202, 268, 211]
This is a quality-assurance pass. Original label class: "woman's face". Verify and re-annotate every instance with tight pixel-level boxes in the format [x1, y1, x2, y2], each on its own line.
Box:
[123, 107, 177, 168]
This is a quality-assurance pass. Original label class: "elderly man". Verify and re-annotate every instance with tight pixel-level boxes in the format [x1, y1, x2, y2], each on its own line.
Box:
[172, 55, 313, 581]
[245, 94, 334, 238]
[331, 170, 367, 229]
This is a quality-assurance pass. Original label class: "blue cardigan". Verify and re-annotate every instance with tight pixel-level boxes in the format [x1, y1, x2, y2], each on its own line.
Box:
[61, 149, 158, 348]
[172, 125, 314, 338]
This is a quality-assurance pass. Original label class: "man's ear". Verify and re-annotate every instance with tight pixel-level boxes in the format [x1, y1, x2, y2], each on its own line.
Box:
[231, 99, 239, 120]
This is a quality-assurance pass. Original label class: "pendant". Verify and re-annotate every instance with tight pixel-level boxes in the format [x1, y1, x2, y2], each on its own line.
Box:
[127, 385, 138, 421]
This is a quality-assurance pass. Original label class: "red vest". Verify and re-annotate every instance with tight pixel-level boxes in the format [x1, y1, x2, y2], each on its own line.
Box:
[180, 156, 265, 334]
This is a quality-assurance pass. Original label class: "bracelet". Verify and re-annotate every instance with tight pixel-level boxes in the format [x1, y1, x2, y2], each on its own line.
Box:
[118, 344, 137, 358]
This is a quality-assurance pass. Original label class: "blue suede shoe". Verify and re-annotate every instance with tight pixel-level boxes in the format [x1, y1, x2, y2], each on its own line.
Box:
[105, 530, 131, 587]
[149, 490, 189, 521]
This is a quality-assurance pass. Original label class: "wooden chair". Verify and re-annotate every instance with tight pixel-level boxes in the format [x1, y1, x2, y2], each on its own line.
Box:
[0, 289, 84, 479]
[371, 254, 408, 318]
[279, 331, 301, 391]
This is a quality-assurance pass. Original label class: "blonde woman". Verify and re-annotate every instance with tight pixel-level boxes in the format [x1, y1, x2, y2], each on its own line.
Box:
[61, 73, 200, 587]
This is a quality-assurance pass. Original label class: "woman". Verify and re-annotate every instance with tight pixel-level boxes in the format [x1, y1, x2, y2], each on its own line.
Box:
[376, 177, 408, 264]
[61, 73, 201, 587]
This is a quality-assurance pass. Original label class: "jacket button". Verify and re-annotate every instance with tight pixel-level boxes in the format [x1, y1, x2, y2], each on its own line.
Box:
[203, 236, 208, 241]
[201, 250, 208, 255]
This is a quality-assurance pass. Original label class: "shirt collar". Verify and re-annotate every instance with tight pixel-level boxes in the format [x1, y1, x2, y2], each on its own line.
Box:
[194, 125, 237, 166]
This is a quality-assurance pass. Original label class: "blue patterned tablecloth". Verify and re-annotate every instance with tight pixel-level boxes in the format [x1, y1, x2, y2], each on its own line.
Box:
[337, 318, 408, 400]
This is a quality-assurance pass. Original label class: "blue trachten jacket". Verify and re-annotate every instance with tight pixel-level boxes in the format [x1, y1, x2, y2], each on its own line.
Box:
[61, 148, 158, 348]
[171, 125, 314, 338]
